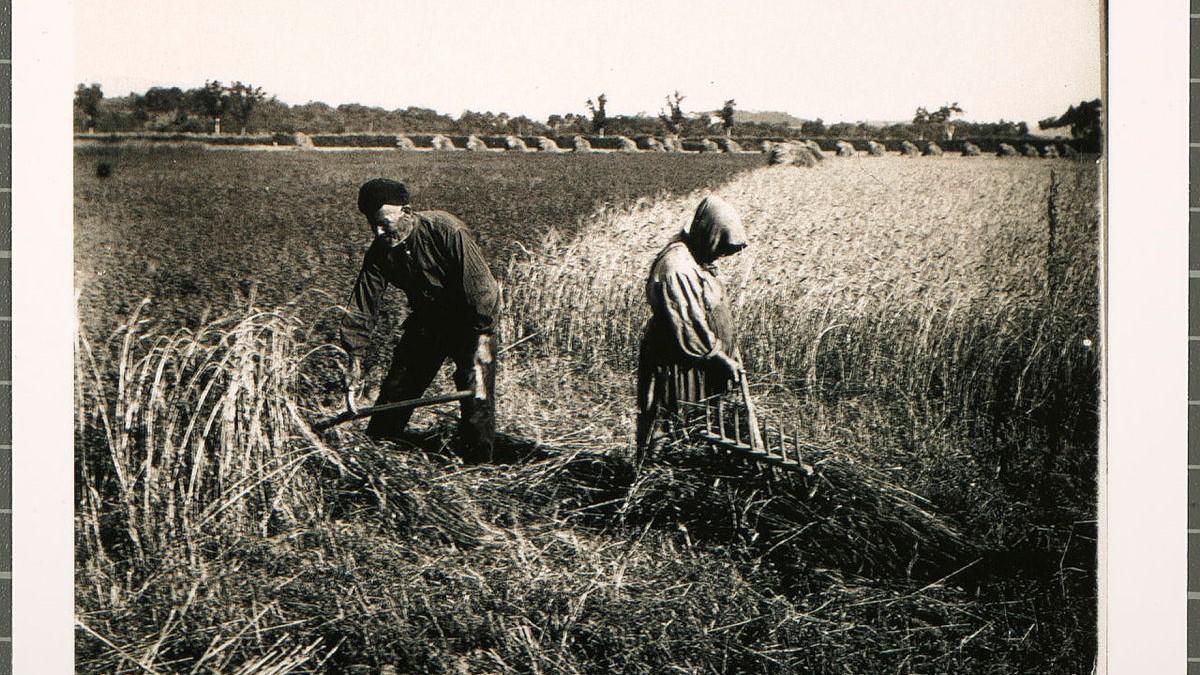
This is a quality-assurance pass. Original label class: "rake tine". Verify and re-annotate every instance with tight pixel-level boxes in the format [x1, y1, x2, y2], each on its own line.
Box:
[717, 397, 725, 439]
[732, 403, 741, 445]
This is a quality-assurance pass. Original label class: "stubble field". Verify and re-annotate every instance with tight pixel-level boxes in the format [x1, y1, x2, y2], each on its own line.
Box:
[75, 146, 1100, 673]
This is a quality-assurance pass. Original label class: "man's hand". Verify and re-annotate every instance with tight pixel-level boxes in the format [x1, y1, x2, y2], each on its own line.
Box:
[343, 355, 363, 415]
[471, 333, 494, 400]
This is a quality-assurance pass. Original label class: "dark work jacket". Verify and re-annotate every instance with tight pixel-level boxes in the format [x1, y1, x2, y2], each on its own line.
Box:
[339, 210, 500, 357]
[640, 195, 745, 366]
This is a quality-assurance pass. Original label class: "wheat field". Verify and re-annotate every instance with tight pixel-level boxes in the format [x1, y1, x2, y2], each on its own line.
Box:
[75, 151, 1101, 673]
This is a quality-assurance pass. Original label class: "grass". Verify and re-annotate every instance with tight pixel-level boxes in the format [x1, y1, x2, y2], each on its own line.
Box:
[75, 149, 1099, 672]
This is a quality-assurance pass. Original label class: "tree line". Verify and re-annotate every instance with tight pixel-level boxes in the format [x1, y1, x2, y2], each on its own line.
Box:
[75, 81, 1095, 144]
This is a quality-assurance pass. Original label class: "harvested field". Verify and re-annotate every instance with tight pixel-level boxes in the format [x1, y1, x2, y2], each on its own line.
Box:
[75, 148, 1099, 673]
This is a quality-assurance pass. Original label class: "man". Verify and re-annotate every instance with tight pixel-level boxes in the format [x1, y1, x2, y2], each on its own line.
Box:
[636, 195, 748, 458]
[341, 178, 501, 463]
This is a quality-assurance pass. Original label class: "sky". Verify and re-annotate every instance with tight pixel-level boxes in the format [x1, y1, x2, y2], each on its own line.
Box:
[74, 0, 1103, 126]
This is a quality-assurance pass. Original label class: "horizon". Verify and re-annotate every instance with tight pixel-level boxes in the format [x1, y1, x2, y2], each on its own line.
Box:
[79, 85, 1084, 130]
[74, 0, 1103, 128]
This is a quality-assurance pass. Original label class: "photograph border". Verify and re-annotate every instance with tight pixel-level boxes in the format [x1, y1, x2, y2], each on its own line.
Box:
[12, 1, 1184, 671]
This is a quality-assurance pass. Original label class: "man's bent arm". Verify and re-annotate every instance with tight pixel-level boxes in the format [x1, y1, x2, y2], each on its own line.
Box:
[450, 227, 501, 334]
[339, 244, 389, 357]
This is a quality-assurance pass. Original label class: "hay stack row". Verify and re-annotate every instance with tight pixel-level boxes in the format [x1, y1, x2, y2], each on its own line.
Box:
[761, 138, 1075, 159]
[327, 133, 1083, 158]
[383, 134, 753, 153]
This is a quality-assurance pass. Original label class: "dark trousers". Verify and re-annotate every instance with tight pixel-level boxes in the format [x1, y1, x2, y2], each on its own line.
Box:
[366, 322, 496, 463]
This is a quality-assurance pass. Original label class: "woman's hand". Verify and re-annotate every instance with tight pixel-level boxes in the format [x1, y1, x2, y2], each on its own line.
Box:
[710, 349, 743, 383]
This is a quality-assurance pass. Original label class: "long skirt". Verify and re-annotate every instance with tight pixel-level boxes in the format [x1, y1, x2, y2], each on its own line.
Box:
[635, 337, 732, 460]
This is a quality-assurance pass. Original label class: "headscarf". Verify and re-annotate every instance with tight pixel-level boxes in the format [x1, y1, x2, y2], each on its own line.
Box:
[642, 195, 746, 362]
[680, 195, 747, 263]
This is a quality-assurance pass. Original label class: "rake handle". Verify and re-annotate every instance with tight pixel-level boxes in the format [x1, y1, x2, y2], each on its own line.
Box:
[313, 389, 474, 432]
[739, 375, 766, 452]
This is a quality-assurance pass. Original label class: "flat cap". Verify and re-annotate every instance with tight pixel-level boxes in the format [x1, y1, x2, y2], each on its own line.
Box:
[358, 178, 410, 215]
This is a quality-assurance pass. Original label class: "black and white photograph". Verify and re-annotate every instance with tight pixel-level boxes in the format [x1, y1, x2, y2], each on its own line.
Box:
[68, 1, 1106, 671]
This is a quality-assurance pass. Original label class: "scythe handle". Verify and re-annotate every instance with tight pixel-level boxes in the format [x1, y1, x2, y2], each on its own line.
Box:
[313, 389, 475, 432]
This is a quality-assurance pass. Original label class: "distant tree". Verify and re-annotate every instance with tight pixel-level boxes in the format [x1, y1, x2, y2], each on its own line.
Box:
[800, 118, 826, 136]
[134, 88, 190, 131]
[458, 110, 507, 134]
[913, 102, 964, 140]
[911, 107, 932, 139]
[225, 81, 266, 134]
[1038, 99, 1102, 149]
[569, 113, 590, 134]
[337, 103, 383, 132]
[139, 86, 184, 114]
[301, 101, 346, 133]
[506, 115, 541, 136]
[604, 114, 659, 137]
[193, 80, 229, 133]
[395, 106, 455, 133]
[74, 83, 103, 132]
[248, 97, 294, 133]
[719, 99, 736, 136]
[826, 122, 857, 138]
[551, 113, 589, 135]
[586, 94, 608, 136]
[659, 91, 686, 135]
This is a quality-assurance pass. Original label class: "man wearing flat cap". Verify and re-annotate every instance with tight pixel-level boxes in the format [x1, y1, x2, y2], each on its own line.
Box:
[340, 178, 501, 463]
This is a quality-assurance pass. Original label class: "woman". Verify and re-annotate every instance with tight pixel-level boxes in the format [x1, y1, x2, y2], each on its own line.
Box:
[636, 195, 749, 458]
